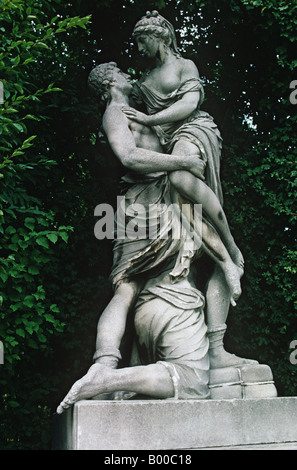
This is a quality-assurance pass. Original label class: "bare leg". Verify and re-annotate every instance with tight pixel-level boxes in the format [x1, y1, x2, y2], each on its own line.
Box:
[206, 265, 232, 330]
[56, 363, 174, 414]
[201, 220, 242, 306]
[94, 280, 142, 368]
[169, 140, 244, 269]
[206, 266, 258, 368]
[170, 185, 242, 306]
[168, 140, 256, 367]
[170, 169, 243, 268]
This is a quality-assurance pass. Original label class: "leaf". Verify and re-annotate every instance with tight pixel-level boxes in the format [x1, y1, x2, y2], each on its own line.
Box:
[8, 401, 20, 408]
[23, 115, 40, 121]
[18, 239, 28, 249]
[24, 217, 35, 230]
[4, 108, 18, 114]
[59, 232, 69, 243]
[50, 304, 60, 313]
[28, 266, 39, 275]
[16, 329, 25, 338]
[0, 273, 7, 283]
[13, 55, 21, 66]
[22, 135, 37, 147]
[23, 295, 35, 308]
[34, 42, 51, 50]
[23, 57, 36, 65]
[44, 313, 55, 323]
[11, 150, 24, 157]
[6, 226, 17, 234]
[38, 333, 47, 343]
[14, 83, 23, 94]
[46, 233, 58, 243]
[11, 123, 24, 133]
[36, 237, 49, 249]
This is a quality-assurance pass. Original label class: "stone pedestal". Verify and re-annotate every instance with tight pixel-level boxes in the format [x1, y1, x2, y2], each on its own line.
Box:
[53, 397, 297, 450]
[209, 364, 277, 399]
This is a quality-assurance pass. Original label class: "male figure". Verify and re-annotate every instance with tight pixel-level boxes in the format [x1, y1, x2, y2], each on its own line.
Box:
[56, 63, 251, 414]
[90, 63, 243, 370]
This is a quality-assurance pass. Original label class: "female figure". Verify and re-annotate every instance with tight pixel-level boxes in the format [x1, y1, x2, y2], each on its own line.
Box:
[124, 11, 241, 266]
[123, 12, 257, 368]
[89, 62, 243, 372]
[56, 52, 256, 413]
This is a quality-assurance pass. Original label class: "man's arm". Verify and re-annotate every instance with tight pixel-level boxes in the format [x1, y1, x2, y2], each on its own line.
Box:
[102, 106, 204, 177]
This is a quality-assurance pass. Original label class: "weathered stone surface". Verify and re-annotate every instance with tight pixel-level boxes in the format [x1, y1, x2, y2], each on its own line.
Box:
[209, 364, 277, 399]
[53, 397, 297, 450]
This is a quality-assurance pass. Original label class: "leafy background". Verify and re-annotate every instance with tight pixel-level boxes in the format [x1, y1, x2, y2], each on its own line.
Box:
[0, 0, 296, 449]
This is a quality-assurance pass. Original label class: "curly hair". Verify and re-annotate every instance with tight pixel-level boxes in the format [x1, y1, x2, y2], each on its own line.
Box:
[88, 62, 118, 106]
[132, 10, 180, 55]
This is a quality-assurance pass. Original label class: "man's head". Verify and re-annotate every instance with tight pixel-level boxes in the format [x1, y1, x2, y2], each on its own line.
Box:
[88, 62, 132, 106]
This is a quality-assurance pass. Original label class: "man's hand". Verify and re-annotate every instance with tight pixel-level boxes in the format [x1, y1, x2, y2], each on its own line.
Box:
[187, 155, 206, 180]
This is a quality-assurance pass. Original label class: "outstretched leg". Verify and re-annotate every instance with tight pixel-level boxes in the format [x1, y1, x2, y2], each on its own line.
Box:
[56, 363, 174, 414]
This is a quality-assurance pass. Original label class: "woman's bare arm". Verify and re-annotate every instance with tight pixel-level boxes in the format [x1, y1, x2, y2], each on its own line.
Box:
[122, 59, 201, 126]
[102, 106, 204, 178]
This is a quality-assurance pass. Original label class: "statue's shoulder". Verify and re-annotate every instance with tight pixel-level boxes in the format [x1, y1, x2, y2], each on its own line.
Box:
[179, 57, 199, 71]
[104, 104, 123, 119]
[103, 105, 124, 130]
[177, 57, 200, 80]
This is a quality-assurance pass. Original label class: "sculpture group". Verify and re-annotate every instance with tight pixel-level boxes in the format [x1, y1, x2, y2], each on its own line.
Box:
[56, 11, 258, 414]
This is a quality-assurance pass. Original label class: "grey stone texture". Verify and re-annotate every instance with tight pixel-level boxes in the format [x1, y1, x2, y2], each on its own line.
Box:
[209, 364, 277, 399]
[53, 396, 297, 450]
[54, 14, 286, 452]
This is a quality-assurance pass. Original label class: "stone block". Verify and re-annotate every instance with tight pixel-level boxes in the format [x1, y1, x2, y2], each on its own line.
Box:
[53, 397, 297, 450]
[209, 364, 277, 399]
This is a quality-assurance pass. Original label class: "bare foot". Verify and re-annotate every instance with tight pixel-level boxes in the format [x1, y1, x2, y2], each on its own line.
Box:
[209, 347, 258, 369]
[56, 364, 112, 414]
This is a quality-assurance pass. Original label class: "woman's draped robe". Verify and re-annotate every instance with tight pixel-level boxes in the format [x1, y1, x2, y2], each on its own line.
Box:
[108, 77, 224, 398]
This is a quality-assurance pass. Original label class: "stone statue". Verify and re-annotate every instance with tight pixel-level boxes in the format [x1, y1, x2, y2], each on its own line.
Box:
[56, 61, 244, 413]
[124, 11, 258, 369]
[56, 12, 263, 414]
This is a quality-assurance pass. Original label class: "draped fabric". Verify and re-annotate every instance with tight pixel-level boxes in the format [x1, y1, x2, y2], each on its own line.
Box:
[107, 77, 221, 398]
[109, 173, 210, 399]
[110, 172, 201, 288]
[131, 78, 224, 205]
[131, 267, 210, 399]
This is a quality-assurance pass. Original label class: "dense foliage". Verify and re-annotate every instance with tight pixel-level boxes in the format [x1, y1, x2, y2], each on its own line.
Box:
[0, 0, 296, 449]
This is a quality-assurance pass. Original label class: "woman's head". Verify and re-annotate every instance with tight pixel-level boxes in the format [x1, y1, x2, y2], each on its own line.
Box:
[133, 11, 179, 56]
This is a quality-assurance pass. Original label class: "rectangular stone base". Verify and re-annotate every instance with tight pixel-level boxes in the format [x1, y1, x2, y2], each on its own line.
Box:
[53, 397, 297, 450]
[209, 364, 277, 399]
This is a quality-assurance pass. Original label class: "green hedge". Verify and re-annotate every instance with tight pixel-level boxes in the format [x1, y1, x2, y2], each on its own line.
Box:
[1, 0, 297, 449]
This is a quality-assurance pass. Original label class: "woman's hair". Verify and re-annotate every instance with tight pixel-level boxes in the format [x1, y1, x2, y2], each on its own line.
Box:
[88, 62, 117, 106]
[132, 10, 180, 55]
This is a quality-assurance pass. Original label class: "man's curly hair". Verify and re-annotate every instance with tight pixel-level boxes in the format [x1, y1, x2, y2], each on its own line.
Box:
[88, 62, 118, 106]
